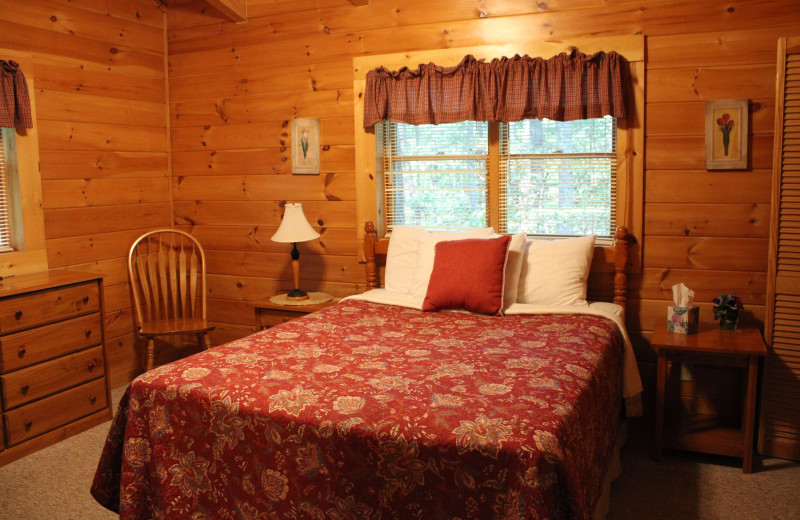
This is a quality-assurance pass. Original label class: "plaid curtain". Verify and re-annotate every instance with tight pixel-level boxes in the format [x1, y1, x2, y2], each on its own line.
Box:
[363, 50, 626, 128]
[0, 60, 33, 129]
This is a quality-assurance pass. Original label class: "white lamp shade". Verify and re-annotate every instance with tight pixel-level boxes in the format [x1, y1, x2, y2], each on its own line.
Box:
[271, 203, 320, 243]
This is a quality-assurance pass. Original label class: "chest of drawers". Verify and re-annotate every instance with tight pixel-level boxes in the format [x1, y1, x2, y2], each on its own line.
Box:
[0, 271, 111, 466]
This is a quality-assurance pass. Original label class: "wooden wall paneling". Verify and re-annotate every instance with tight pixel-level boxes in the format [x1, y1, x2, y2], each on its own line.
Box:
[34, 58, 166, 102]
[170, 89, 353, 127]
[0, 21, 163, 75]
[647, 99, 775, 136]
[170, 117, 353, 152]
[646, 134, 774, 170]
[172, 173, 354, 202]
[36, 90, 166, 127]
[176, 225, 358, 256]
[37, 121, 168, 152]
[173, 200, 355, 227]
[168, 60, 353, 100]
[208, 298, 255, 326]
[644, 203, 770, 237]
[163, 1, 800, 412]
[171, 146, 355, 176]
[44, 203, 172, 238]
[42, 177, 171, 209]
[206, 274, 363, 301]
[64, 0, 165, 28]
[1, 0, 165, 54]
[55, 257, 131, 286]
[645, 170, 772, 203]
[643, 237, 769, 271]
[205, 250, 363, 283]
[631, 268, 768, 302]
[46, 228, 163, 268]
[39, 151, 168, 180]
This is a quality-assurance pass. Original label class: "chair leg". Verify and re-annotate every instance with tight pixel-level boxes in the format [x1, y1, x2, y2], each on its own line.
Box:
[145, 337, 155, 372]
[198, 331, 212, 351]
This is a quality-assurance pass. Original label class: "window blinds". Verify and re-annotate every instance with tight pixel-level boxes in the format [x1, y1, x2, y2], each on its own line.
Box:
[383, 121, 489, 231]
[499, 117, 617, 238]
[0, 130, 12, 251]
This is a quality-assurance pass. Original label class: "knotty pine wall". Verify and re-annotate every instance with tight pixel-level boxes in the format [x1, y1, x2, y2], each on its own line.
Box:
[0, 0, 171, 387]
[164, 0, 800, 417]
[3, 0, 800, 410]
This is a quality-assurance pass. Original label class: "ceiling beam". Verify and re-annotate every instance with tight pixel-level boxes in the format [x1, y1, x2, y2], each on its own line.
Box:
[205, 0, 247, 22]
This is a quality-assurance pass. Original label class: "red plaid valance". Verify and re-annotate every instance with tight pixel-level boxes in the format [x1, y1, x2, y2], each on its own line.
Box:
[363, 50, 627, 128]
[1, 60, 33, 129]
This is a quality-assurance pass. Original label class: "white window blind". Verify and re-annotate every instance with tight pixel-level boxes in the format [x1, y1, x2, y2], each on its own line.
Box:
[382, 118, 616, 237]
[499, 117, 617, 239]
[383, 121, 488, 231]
[0, 129, 13, 252]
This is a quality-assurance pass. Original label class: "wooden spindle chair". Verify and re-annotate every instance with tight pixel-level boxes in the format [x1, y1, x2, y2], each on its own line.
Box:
[128, 229, 214, 371]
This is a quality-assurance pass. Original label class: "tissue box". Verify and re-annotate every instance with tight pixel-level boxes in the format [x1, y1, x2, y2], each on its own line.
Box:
[667, 306, 699, 335]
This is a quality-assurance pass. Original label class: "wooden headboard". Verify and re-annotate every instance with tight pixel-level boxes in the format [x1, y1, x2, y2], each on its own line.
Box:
[363, 222, 633, 309]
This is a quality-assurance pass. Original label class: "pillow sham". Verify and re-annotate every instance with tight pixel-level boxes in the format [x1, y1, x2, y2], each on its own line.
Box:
[385, 227, 494, 296]
[502, 233, 527, 311]
[517, 234, 596, 307]
[384, 226, 428, 295]
[406, 228, 496, 298]
[422, 235, 512, 315]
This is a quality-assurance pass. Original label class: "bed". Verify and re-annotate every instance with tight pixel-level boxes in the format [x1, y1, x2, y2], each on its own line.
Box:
[92, 223, 642, 520]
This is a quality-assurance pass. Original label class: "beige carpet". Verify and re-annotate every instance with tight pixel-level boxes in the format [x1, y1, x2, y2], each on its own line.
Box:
[0, 388, 798, 519]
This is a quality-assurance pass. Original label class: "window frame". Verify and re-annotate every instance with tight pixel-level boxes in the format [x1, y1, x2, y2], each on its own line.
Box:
[0, 49, 47, 276]
[354, 38, 644, 271]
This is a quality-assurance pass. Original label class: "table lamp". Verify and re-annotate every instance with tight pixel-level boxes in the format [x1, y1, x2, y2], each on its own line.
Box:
[271, 203, 320, 301]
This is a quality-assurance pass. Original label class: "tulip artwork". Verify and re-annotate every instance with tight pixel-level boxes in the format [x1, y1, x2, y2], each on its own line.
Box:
[291, 118, 320, 174]
[716, 113, 735, 156]
[705, 99, 748, 170]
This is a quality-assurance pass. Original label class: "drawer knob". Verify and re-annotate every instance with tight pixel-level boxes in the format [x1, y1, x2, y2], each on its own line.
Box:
[88, 362, 95, 372]
[90, 396, 97, 405]
[21, 384, 29, 395]
[85, 329, 92, 338]
[82, 296, 90, 304]
[14, 310, 22, 320]
[17, 347, 26, 358]
[24, 421, 33, 432]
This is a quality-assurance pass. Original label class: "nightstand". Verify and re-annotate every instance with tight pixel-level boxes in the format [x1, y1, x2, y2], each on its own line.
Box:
[252, 292, 339, 330]
[652, 320, 767, 473]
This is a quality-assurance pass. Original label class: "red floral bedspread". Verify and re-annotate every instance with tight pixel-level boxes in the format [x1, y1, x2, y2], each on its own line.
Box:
[92, 300, 624, 520]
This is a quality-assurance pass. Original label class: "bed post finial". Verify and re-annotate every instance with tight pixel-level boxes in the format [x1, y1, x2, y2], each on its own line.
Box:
[364, 221, 377, 290]
[613, 226, 631, 310]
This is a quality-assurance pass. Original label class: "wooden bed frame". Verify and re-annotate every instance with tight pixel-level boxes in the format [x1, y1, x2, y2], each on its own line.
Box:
[363, 221, 633, 309]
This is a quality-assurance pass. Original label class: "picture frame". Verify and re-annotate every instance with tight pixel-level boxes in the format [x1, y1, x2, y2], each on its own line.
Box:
[705, 98, 748, 170]
[291, 118, 320, 174]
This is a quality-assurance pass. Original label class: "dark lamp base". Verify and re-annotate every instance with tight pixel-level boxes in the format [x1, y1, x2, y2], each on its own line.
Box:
[286, 289, 309, 301]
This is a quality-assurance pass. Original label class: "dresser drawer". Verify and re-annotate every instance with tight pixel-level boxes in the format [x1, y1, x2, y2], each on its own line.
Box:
[3, 378, 107, 446]
[0, 313, 102, 373]
[0, 282, 100, 333]
[1, 346, 105, 410]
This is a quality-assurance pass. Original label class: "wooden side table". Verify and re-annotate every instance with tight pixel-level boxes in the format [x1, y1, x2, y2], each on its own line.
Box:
[652, 320, 767, 473]
[253, 292, 340, 330]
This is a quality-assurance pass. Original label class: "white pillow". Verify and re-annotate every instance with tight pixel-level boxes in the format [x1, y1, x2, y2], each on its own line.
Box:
[384, 227, 428, 294]
[408, 228, 495, 298]
[385, 227, 494, 295]
[517, 235, 596, 307]
[502, 233, 527, 310]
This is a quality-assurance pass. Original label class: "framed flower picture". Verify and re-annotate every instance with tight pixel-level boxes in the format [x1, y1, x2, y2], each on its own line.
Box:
[291, 118, 320, 174]
[705, 98, 748, 170]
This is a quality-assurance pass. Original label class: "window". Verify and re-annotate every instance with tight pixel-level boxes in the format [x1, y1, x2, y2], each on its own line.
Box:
[0, 128, 19, 251]
[383, 121, 488, 230]
[381, 117, 617, 239]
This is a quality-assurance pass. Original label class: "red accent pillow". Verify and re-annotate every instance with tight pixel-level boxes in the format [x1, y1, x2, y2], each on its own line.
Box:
[422, 235, 512, 315]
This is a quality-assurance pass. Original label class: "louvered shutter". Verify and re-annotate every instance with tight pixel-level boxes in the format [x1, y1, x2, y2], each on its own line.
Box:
[761, 36, 800, 461]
